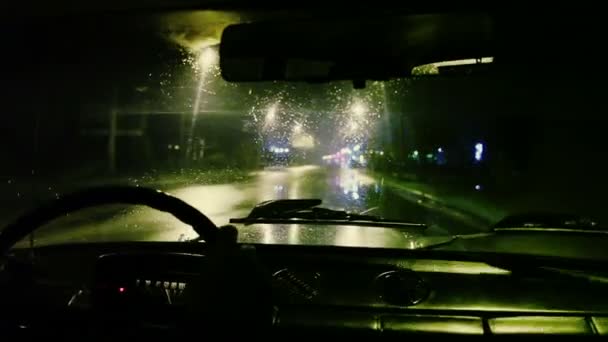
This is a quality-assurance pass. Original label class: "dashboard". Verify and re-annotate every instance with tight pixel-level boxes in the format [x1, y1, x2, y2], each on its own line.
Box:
[6, 241, 608, 336]
[86, 252, 203, 314]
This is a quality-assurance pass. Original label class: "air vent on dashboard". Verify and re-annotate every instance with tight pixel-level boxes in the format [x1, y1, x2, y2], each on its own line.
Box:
[272, 269, 321, 302]
[375, 270, 429, 306]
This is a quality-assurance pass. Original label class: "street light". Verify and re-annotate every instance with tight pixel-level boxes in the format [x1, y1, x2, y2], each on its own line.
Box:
[187, 46, 219, 164]
[198, 47, 218, 71]
[265, 104, 277, 126]
[351, 101, 366, 117]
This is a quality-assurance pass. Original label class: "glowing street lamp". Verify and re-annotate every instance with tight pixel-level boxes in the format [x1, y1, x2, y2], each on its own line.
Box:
[187, 46, 219, 163]
[198, 47, 218, 71]
[351, 101, 366, 117]
[265, 104, 277, 126]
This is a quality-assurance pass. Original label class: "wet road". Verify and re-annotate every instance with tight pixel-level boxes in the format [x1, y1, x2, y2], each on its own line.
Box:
[17, 165, 486, 248]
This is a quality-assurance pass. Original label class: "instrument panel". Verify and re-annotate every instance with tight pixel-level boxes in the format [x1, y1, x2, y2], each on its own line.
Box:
[24, 244, 608, 335]
[92, 252, 205, 308]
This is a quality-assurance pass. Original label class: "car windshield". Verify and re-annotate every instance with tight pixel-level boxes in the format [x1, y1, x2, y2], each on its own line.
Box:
[2, 11, 607, 253]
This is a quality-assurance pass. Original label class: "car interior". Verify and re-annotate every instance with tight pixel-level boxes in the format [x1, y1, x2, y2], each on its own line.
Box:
[1, 2, 608, 338]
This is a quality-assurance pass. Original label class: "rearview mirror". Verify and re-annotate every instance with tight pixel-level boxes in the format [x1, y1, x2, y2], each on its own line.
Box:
[220, 13, 494, 86]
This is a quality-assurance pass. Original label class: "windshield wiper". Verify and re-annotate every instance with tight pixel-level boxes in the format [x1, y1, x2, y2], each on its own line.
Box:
[492, 212, 605, 234]
[424, 213, 608, 252]
[229, 199, 426, 230]
[484, 259, 608, 284]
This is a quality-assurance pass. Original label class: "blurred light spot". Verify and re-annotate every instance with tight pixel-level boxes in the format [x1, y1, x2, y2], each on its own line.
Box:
[351, 101, 366, 117]
[474, 143, 484, 161]
[265, 103, 277, 126]
[475, 184, 482, 191]
[198, 47, 218, 70]
[292, 134, 314, 148]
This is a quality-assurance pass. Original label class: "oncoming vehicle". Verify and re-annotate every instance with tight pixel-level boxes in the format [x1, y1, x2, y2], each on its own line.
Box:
[2, 3, 608, 337]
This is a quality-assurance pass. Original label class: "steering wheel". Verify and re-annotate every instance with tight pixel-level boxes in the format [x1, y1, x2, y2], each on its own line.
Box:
[0, 186, 271, 333]
[0, 186, 220, 255]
